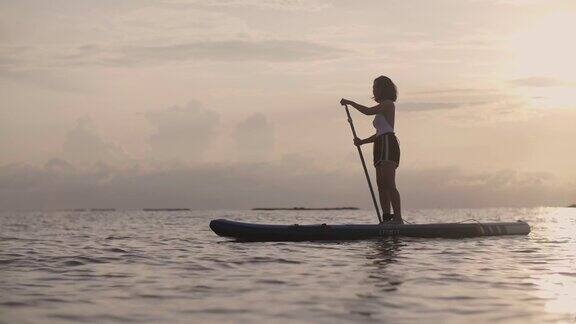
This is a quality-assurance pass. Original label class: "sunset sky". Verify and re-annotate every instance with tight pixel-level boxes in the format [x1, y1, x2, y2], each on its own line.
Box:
[1, 0, 575, 210]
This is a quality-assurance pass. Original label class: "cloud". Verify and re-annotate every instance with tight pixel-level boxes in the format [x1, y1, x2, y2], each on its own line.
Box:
[0, 68, 91, 94]
[400, 167, 567, 208]
[410, 88, 499, 95]
[45, 158, 76, 173]
[0, 40, 347, 70]
[401, 86, 517, 112]
[0, 158, 366, 210]
[0, 40, 348, 71]
[401, 101, 490, 112]
[401, 102, 462, 111]
[1, 159, 572, 211]
[400, 87, 524, 116]
[169, 0, 331, 11]
[471, 0, 543, 5]
[146, 101, 220, 162]
[235, 113, 275, 162]
[119, 40, 347, 64]
[510, 76, 569, 87]
[62, 117, 130, 165]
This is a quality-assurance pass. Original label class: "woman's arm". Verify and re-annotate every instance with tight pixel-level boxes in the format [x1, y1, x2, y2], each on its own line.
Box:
[351, 102, 378, 115]
[340, 99, 387, 115]
[354, 134, 378, 146]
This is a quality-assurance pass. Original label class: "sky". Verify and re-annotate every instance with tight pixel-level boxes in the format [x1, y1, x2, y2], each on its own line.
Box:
[1, 0, 575, 210]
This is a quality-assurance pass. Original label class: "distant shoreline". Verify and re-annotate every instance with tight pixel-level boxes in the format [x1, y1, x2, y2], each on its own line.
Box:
[252, 207, 359, 211]
[143, 208, 191, 211]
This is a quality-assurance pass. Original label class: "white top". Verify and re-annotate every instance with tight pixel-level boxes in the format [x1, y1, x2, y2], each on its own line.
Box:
[373, 114, 394, 136]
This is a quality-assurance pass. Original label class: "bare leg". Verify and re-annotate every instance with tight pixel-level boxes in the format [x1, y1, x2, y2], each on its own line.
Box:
[375, 166, 391, 216]
[376, 163, 402, 223]
[388, 187, 402, 223]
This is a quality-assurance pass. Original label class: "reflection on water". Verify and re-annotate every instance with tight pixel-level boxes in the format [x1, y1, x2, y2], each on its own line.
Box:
[1, 207, 575, 323]
[368, 238, 403, 268]
[528, 208, 576, 317]
[365, 238, 404, 294]
[536, 273, 576, 315]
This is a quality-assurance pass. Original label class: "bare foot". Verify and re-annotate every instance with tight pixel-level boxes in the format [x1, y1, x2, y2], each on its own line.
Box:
[390, 216, 404, 224]
[381, 214, 394, 222]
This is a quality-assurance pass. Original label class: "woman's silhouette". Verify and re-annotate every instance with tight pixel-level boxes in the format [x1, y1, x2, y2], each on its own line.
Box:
[340, 76, 402, 224]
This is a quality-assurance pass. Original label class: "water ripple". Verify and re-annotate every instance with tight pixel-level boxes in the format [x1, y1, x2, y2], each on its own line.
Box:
[1, 208, 575, 323]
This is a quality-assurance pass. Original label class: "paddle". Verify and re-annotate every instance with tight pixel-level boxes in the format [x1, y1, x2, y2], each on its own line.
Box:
[342, 104, 382, 224]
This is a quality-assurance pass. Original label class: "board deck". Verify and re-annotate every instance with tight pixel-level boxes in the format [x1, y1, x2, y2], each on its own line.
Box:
[210, 219, 531, 241]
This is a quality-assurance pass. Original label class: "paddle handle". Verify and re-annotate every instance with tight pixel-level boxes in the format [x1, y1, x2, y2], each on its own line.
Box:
[343, 104, 382, 223]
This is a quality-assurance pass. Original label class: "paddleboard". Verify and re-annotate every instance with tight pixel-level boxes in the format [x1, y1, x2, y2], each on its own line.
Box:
[210, 219, 530, 241]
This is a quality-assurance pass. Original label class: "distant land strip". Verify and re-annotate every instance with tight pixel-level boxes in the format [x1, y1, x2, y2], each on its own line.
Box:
[252, 207, 359, 211]
[568, 204, 576, 208]
[143, 208, 191, 211]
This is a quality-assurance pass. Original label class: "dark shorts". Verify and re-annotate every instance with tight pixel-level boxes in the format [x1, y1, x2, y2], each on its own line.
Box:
[373, 133, 400, 167]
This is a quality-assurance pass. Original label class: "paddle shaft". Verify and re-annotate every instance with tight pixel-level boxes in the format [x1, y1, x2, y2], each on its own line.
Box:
[343, 104, 382, 223]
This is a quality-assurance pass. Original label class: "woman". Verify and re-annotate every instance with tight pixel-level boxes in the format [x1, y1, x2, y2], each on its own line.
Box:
[340, 76, 402, 224]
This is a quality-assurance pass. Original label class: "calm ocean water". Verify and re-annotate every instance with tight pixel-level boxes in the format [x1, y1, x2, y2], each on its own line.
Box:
[1, 207, 575, 323]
